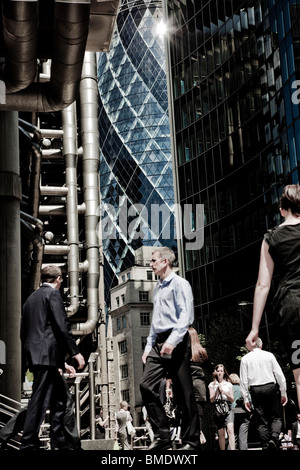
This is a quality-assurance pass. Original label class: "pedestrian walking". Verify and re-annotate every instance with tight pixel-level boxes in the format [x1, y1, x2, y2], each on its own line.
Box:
[115, 401, 133, 450]
[240, 337, 287, 450]
[246, 184, 300, 412]
[20, 265, 85, 450]
[209, 364, 235, 450]
[229, 373, 251, 450]
[140, 247, 200, 451]
[188, 327, 214, 445]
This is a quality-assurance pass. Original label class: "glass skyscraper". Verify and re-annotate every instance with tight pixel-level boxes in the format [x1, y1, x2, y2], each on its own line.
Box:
[166, 0, 300, 335]
[97, 0, 176, 302]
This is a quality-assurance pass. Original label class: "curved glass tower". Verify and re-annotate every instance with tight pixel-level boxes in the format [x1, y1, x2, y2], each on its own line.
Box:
[97, 0, 175, 301]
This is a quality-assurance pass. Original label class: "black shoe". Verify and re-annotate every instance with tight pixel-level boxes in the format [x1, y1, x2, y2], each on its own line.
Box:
[148, 438, 172, 450]
[179, 443, 201, 451]
[52, 445, 74, 451]
[268, 439, 279, 450]
[0, 439, 8, 450]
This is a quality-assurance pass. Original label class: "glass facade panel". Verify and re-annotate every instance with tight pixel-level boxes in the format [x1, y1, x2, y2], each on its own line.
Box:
[98, 1, 176, 302]
[167, 0, 300, 333]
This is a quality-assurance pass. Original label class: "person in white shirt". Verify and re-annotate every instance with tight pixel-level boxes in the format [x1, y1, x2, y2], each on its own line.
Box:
[140, 247, 199, 451]
[209, 364, 235, 450]
[240, 337, 287, 450]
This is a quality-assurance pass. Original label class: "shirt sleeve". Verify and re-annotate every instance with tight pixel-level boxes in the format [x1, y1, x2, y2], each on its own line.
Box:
[166, 278, 194, 347]
[144, 320, 157, 354]
[49, 289, 79, 357]
[271, 355, 287, 395]
[239, 358, 249, 401]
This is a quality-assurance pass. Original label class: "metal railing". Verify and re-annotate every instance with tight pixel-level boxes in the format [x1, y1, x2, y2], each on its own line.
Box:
[67, 351, 101, 441]
[0, 394, 24, 449]
[0, 351, 102, 449]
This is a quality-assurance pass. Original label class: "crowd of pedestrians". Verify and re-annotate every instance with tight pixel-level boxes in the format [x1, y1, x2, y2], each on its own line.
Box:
[1, 183, 300, 452]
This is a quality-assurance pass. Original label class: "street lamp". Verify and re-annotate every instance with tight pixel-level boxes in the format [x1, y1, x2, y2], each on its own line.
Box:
[237, 301, 271, 351]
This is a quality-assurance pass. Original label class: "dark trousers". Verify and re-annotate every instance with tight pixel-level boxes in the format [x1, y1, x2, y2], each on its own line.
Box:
[1, 374, 80, 449]
[250, 383, 282, 448]
[20, 366, 68, 450]
[0, 407, 27, 444]
[140, 332, 200, 446]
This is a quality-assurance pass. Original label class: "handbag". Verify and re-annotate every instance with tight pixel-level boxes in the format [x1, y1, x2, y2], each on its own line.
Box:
[126, 420, 136, 436]
[164, 396, 181, 427]
[213, 389, 230, 418]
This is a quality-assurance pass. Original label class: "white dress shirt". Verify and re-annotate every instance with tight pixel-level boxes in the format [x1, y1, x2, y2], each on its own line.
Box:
[239, 347, 287, 401]
[144, 272, 194, 354]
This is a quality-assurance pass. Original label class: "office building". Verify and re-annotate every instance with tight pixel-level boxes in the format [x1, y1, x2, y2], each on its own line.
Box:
[97, 0, 176, 304]
[165, 0, 300, 335]
[109, 246, 157, 425]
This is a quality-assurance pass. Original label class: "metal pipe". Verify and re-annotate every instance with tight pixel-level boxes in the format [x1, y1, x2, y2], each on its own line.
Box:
[0, 0, 39, 93]
[41, 130, 64, 139]
[40, 186, 69, 197]
[75, 378, 81, 436]
[18, 118, 42, 143]
[20, 211, 43, 234]
[80, 259, 89, 273]
[41, 148, 83, 161]
[72, 52, 101, 335]
[88, 353, 97, 440]
[41, 149, 63, 160]
[0, 0, 91, 112]
[18, 126, 42, 218]
[20, 219, 44, 292]
[44, 245, 70, 255]
[62, 102, 80, 314]
[38, 203, 86, 216]
[0, 111, 22, 401]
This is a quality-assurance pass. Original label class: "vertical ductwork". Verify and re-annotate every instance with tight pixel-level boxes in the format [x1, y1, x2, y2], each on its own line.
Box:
[0, 0, 39, 94]
[72, 51, 101, 335]
[0, 111, 22, 401]
[62, 102, 80, 315]
[49, 0, 91, 110]
[20, 211, 44, 292]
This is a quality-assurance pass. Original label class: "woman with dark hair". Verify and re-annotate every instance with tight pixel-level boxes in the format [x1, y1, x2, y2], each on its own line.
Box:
[209, 364, 235, 450]
[246, 184, 300, 412]
[188, 327, 213, 445]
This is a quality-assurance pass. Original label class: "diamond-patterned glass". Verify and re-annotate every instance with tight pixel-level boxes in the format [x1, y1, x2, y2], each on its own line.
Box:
[97, 1, 176, 301]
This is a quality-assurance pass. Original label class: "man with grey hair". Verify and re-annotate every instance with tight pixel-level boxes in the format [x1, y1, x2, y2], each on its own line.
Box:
[240, 337, 287, 450]
[140, 247, 200, 450]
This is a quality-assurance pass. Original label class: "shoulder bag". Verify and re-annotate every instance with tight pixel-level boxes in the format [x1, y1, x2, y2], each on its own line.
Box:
[213, 389, 230, 418]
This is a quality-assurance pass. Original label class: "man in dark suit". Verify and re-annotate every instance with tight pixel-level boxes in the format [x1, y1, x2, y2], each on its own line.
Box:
[20, 265, 85, 451]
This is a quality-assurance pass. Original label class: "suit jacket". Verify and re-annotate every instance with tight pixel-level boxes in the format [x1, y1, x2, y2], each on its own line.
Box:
[292, 420, 300, 445]
[21, 284, 79, 370]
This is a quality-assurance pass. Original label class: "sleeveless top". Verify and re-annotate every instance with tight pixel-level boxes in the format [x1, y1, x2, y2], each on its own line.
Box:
[264, 224, 300, 331]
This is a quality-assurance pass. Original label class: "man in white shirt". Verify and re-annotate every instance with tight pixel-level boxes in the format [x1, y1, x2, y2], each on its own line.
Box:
[240, 337, 287, 450]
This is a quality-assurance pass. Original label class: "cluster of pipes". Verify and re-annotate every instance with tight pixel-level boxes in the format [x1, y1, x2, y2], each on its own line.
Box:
[0, 0, 114, 405]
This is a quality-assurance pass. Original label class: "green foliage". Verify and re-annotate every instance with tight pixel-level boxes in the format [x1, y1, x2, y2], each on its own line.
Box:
[198, 332, 207, 348]
[236, 345, 249, 361]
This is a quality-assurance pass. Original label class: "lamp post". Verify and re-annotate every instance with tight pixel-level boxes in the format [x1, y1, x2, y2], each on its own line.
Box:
[237, 301, 271, 351]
